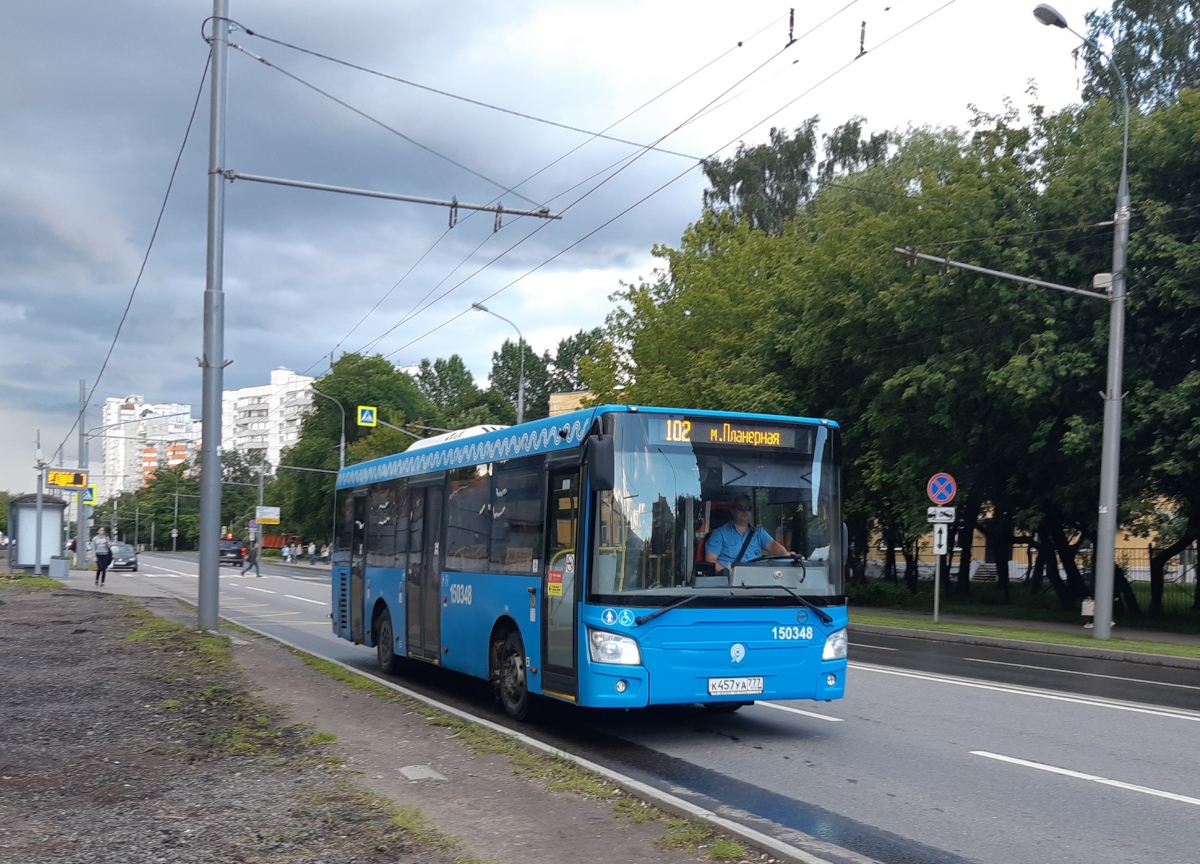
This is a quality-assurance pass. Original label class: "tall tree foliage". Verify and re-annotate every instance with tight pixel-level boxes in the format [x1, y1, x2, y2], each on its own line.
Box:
[272, 353, 431, 544]
[586, 93, 1200, 613]
[1084, 0, 1200, 110]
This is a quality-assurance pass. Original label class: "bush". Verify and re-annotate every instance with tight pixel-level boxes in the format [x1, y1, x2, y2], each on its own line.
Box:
[847, 579, 915, 608]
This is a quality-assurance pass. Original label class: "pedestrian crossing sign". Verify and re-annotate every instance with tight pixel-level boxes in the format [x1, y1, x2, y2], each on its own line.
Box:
[83, 485, 97, 506]
[357, 405, 377, 427]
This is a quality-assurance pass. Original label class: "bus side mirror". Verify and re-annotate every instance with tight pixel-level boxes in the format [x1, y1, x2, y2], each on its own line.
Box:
[587, 433, 615, 491]
[842, 522, 849, 562]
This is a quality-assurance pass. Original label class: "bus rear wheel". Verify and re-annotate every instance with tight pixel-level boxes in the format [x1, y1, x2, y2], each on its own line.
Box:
[374, 608, 403, 675]
[496, 631, 530, 720]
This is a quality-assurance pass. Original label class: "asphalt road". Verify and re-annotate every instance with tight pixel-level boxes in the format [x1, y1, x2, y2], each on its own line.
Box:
[92, 553, 1200, 864]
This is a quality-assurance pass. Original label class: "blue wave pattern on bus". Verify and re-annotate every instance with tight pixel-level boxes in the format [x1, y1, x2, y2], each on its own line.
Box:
[337, 414, 593, 488]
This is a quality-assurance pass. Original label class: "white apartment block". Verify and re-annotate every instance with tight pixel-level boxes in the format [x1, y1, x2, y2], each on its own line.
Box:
[221, 368, 314, 471]
[97, 397, 197, 503]
[96, 369, 314, 502]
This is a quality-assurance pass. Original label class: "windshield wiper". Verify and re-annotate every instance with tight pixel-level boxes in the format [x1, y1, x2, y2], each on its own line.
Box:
[634, 593, 706, 626]
[734, 581, 833, 625]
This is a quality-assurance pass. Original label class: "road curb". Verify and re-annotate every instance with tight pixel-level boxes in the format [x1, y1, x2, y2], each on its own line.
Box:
[849, 622, 1200, 670]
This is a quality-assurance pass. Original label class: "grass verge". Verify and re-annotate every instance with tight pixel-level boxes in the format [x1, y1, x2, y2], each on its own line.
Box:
[297, 652, 752, 860]
[0, 572, 64, 590]
[849, 610, 1200, 660]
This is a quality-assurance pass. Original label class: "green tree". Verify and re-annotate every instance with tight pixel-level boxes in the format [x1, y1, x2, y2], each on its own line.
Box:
[416, 354, 512, 428]
[489, 339, 549, 421]
[1083, 0, 1200, 111]
[701, 120, 819, 236]
[546, 328, 604, 394]
[274, 352, 431, 544]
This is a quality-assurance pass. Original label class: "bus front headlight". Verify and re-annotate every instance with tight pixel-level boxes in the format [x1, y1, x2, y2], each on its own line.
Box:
[587, 628, 642, 665]
[822, 628, 848, 661]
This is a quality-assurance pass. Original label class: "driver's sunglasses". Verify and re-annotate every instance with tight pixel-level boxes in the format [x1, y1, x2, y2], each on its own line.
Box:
[734, 504, 752, 512]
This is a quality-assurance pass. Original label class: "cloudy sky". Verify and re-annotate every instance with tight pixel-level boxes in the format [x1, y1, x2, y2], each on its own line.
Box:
[3, 0, 1106, 493]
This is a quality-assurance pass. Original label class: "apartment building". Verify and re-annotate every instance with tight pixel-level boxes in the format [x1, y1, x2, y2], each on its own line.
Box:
[220, 368, 314, 471]
[97, 397, 197, 502]
[96, 369, 315, 503]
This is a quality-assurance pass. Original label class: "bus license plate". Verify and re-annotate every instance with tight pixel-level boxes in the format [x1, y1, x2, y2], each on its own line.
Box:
[707, 676, 764, 696]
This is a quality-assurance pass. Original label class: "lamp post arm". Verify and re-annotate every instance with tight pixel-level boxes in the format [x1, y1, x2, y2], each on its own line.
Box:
[309, 386, 346, 470]
[471, 303, 525, 424]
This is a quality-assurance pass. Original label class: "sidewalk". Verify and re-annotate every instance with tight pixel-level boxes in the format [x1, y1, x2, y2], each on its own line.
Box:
[849, 607, 1200, 669]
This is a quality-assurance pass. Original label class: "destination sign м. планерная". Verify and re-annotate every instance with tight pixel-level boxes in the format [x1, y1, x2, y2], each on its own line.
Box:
[658, 418, 797, 449]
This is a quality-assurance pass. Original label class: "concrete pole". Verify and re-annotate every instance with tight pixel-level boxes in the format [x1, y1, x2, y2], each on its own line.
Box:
[34, 431, 44, 576]
[173, 490, 179, 552]
[75, 380, 87, 568]
[198, 0, 230, 631]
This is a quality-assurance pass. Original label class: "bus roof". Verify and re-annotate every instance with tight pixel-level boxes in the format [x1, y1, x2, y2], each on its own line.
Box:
[336, 405, 837, 489]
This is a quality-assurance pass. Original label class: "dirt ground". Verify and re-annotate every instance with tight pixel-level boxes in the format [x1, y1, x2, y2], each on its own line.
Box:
[0, 581, 764, 864]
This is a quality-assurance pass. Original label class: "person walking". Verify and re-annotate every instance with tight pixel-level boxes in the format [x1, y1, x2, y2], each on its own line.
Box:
[92, 527, 113, 587]
[308, 541, 316, 565]
[320, 543, 329, 563]
[281, 542, 291, 564]
[241, 541, 261, 577]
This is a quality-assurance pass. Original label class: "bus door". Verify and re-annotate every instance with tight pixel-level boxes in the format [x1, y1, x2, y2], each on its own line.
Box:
[349, 492, 368, 643]
[542, 467, 580, 698]
[406, 483, 444, 663]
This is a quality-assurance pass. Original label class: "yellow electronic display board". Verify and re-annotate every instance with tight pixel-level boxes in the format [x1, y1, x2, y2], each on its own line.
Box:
[47, 470, 88, 489]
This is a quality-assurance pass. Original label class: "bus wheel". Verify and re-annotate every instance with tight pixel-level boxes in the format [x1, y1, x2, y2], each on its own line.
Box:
[703, 701, 750, 713]
[497, 631, 530, 720]
[374, 608, 403, 675]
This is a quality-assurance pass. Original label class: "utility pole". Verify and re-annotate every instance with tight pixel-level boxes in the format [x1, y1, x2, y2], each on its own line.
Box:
[173, 489, 179, 552]
[75, 380, 87, 569]
[34, 431, 45, 576]
[198, 0, 230, 631]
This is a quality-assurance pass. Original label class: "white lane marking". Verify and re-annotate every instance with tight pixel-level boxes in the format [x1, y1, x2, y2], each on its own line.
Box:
[243, 586, 276, 594]
[285, 594, 328, 606]
[964, 656, 1200, 691]
[850, 643, 897, 651]
[971, 751, 1200, 807]
[758, 702, 844, 722]
[851, 662, 1200, 722]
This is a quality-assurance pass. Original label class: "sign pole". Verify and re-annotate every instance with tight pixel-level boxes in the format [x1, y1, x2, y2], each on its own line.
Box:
[933, 552, 941, 623]
[926, 473, 957, 624]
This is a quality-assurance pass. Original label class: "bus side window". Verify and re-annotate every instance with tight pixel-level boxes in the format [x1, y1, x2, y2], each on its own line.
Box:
[491, 460, 544, 574]
[447, 465, 492, 572]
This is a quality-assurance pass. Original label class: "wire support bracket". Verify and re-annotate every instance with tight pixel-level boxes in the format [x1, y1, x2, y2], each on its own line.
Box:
[222, 171, 560, 221]
[893, 247, 1109, 302]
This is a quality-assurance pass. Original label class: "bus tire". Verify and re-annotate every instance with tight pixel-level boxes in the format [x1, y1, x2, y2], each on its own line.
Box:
[374, 607, 403, 675]
[703, 701, 751, 713]
[496, 631, 531, 720]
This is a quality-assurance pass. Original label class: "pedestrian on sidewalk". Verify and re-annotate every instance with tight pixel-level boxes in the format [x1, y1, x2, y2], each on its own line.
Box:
[320, 543, 329, 563]
[281, 542, 291, 565]
[308, 541, 316, 565]
[241, 542, 261, 577]
[92, 527, 112, 587]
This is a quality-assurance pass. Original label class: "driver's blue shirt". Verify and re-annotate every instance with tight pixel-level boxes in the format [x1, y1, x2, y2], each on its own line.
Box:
[705, 522, 775, 569]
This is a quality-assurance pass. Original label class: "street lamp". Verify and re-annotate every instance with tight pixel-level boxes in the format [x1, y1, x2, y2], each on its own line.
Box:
[309, 386, 346, 470]
[472, 302, 525, 424]
[1035, 4, 1131, 640]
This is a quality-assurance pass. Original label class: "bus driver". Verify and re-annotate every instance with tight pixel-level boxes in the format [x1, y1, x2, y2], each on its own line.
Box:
[704, 494, 791, 575]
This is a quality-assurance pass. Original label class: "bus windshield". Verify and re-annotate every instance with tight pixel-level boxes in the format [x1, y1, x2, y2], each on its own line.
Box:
[590, 412, 842, 604]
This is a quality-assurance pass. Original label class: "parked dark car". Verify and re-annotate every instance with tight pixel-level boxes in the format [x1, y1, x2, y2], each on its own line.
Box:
[110, 542, 138, 571]
[219, 538, 246, 566]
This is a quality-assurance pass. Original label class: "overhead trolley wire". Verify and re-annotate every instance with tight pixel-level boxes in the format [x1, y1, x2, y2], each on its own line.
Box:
[381, 0, 967, 360]
[54, 52, 212, 459]
[227, 41, 545, 210]
[295, 12, 785, 375]
[368, 26, 811, 361]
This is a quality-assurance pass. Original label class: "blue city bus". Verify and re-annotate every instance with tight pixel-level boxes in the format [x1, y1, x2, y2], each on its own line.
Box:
[331, 405, 847, 719]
